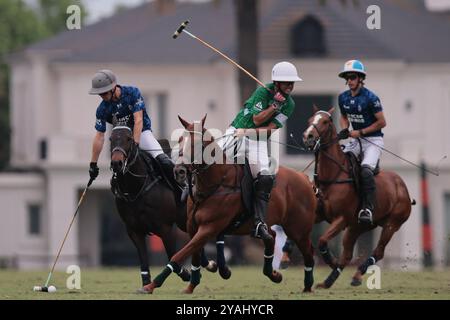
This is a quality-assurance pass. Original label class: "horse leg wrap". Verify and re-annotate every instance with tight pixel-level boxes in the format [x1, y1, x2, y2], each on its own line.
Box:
[153, 262, 180, 287]
[319, 244, 336, 267]
[324, 268, 342, 288]
[190, 265, 202, 286]
[216, 240, 226, 270]
[140, 270, 151, 286]
[304, 264, 315, 290]
[282, 239, 295, 255]
[358, 256, 376, 275]
[263, 248, 274, 276]
[177, 267, 191, 282]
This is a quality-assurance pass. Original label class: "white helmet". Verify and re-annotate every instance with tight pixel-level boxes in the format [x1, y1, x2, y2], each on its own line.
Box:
[272, 61, 303, 82]
[338, 60, 366, 79]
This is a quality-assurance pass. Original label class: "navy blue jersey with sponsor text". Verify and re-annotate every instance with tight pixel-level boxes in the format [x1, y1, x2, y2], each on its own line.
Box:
[338, 87, 383, 137]
[95, 85, 151, 132]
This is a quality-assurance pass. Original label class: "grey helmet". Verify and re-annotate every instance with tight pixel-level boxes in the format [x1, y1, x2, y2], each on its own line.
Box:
[89, 69, 117, 95]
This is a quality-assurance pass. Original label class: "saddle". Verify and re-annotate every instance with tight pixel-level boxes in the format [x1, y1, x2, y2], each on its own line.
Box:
[221, 160, 256, 234]
[345, 151, 380, 198]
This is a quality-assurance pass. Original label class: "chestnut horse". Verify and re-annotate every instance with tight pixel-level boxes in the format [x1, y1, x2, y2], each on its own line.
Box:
[109, 123, 219, 292]
[303, 107, 413, 288]
[143, 115, 317, 294]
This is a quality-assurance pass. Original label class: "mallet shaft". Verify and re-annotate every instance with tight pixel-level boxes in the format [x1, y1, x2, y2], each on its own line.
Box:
[182, 29, 269, 91]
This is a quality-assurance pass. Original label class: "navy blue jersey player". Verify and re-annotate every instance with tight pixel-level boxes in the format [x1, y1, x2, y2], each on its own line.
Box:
[87, 69, 182, 201]
[337, 60, 386, 225]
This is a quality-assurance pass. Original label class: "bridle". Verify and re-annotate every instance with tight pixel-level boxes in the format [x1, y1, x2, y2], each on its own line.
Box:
[110, 126, 159, 202]
[178, 127, 240, 205]
[307, 112, 352, 186]
[110, 126, 142, 176]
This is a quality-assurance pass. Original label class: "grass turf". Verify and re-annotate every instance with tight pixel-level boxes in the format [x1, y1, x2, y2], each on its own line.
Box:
[0, 266, 449, 300]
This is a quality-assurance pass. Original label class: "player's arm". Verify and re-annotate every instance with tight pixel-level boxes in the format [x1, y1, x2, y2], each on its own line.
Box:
[360, 111, 386, 136]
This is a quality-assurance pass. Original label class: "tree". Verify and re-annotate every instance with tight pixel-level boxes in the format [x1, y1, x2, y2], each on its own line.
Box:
[0, 0, 47, 170]
[0, 0, 87, 170]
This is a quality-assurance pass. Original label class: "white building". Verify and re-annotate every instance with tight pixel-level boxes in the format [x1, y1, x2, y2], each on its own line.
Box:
[2, 0, 450, 270]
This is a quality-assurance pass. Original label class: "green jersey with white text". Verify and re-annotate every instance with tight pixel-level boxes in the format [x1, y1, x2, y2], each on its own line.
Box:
[231, 83, 295, 129]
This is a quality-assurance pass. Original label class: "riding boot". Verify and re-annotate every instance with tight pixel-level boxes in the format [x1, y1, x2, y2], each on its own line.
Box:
[155, 154, 184, 205]
[252, 173, 275, 241]
[358, 165, 376, 225]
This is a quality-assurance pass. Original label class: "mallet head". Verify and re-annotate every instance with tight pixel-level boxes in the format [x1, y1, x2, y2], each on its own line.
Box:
[172, 20, 189, 39]
[33, 286, 49, 292]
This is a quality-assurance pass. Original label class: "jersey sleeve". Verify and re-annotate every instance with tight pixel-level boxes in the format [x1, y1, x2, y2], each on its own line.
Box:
[95, 105, 107, 132]
[271, 98, 294, 129]
[370, 94, 383, 114]
[338, 94, 347, 116]
[131, 88, 146, 113]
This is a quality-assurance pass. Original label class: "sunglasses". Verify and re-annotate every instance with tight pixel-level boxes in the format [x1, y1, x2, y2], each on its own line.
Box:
[345, 74, 358, 81]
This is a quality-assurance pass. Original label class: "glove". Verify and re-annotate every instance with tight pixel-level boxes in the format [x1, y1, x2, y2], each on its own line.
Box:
[89, 162, 99, 180]
[272, 91, 286, 108]
[337, 128, 350, 140]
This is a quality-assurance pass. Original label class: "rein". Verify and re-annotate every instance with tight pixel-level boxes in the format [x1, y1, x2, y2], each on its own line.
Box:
[111, 136, 160, 202]
[310, 118, 353, 187]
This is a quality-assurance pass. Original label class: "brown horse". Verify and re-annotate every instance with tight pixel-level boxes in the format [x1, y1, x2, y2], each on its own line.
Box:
[143, 115, 317, 294]
[303, 107, 413, 288]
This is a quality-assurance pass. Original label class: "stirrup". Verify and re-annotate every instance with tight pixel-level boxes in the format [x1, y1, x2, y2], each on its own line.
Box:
[358, 208, 373, 225]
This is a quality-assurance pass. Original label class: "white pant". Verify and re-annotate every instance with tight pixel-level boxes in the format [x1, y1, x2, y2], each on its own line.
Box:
[219, 126, 275, 178]
[343, 136, 384, 170]
[140, 130, 164, 158]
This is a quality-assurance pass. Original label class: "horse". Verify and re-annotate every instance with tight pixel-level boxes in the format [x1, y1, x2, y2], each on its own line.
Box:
[143, 115, 317, 294]
[109, 122, 219, 292]
[302, 107, 413, 288]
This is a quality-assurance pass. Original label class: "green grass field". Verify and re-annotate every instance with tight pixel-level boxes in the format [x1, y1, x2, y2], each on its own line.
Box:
[0, 266, 449, 300]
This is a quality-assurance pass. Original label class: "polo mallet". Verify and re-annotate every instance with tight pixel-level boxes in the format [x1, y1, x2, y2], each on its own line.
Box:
[173, 20, 271, 92]
[33, 178, 94, 292]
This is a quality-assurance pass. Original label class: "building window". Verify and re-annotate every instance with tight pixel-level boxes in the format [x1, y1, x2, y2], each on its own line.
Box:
[28, 204, 41, 235]
[291, 15, 326, 57]
[286, 94, 334, 155]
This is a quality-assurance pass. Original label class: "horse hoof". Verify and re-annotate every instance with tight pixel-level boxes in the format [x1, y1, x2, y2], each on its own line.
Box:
[351, 278, 362, 286]
[136, 288, 148, 294]
[302, 287, 313, 293]
[315, 282, 330, 289]
[270, 271, 283, 284]
[141, 283, 156, 294]
[279, 260, 290, 270]
[182, 283, 196, 294]
[205, 261, 218, 273]
[219, 267, 232, 280]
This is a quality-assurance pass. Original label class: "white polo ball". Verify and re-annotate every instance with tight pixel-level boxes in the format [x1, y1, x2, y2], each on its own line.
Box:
[48, 285, 57, 293]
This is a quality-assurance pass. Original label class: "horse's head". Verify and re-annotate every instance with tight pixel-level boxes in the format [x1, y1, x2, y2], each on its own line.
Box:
[174, 114, 207, 183]
[303, 106, 336, 151]
[110, 123, 138, 174]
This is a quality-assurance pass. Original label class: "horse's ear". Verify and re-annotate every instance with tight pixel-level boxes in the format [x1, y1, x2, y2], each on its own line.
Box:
[178, 115, 190, 128]
[201, 114, 207, 127]
[328, 107, 335, 114]
[313, 104, 319, 114]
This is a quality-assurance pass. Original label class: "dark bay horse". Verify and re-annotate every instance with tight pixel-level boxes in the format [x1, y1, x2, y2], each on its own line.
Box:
[109, 123, 218, 292]
[143, 115, 317, 294]
[303, 107, 413, 288]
